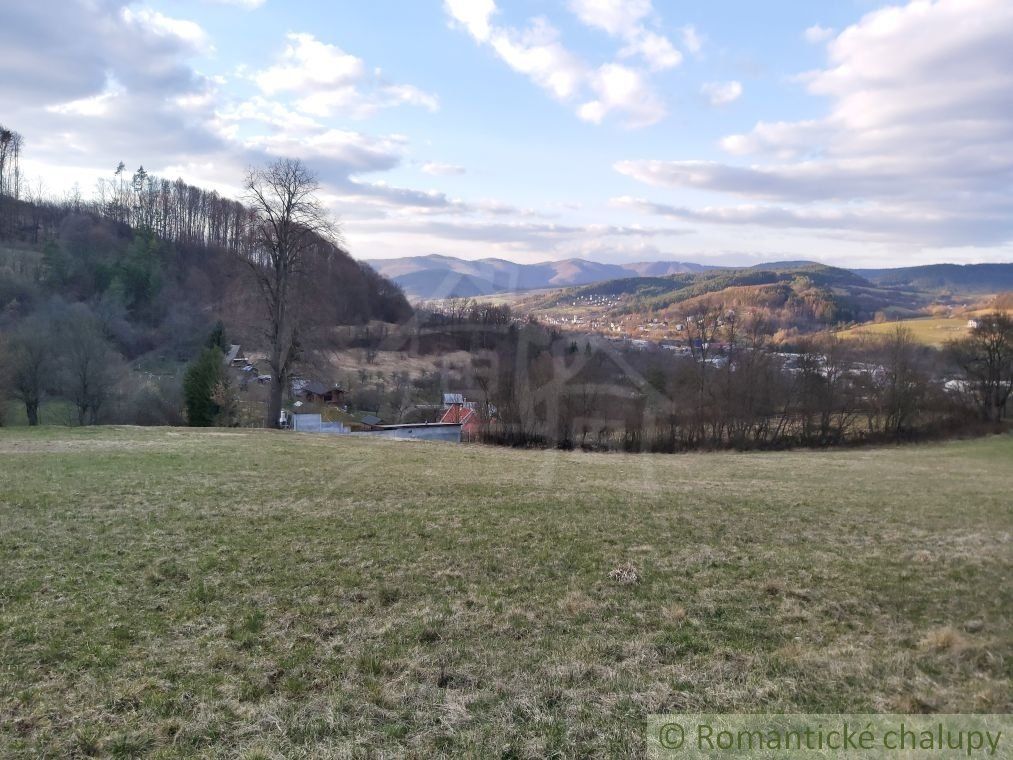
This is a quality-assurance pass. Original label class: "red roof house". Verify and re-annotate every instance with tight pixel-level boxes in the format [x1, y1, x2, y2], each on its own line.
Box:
[439, 403, 484, 436]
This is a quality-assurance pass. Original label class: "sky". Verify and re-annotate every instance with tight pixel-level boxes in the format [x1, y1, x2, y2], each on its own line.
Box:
[2, 0, 1012, 268]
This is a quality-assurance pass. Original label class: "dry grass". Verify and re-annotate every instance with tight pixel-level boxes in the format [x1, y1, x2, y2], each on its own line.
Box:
[837, 309, 1013, 347]
[0, 426, 1010, 757]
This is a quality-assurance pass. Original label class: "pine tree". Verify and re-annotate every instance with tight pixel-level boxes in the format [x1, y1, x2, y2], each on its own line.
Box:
[183, 347, 223, 426]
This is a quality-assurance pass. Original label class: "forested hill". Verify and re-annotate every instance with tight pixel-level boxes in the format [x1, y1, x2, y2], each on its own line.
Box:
[531, 263, 931, 330]
[0, 157, 412, 367]
[854, 263, 1013, 293]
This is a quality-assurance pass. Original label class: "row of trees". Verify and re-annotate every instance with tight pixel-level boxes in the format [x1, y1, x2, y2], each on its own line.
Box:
[0, 124, 25, 239]
[1, 301, 124, 426]
[388, 305, 1011, 452]
[0, 116, 413, 429]
[97, 163, 254, 252]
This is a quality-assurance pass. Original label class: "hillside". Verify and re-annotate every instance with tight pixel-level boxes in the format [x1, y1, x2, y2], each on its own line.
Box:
[0, 186, 412, 359]
[2, 426, 1009, 755]
[368, 255, 1013, 308]
[854, 263, 1013, 293]
[527, 263, 928, 333]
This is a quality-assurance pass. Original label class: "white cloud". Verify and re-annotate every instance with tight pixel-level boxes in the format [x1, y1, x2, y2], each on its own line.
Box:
[255, 33, 363, 95]
[617, 0, 1013, 247]
[249, 33, 438, 119]
[488, 17, 586, 100]
[803, 24, 834, 44]
[701, 80, 742, 106]
[568, 0, 682, 70]
[580, 63, 665, 127]
[121, 7, 213, 53]
[611, 196, 988, 245]
[445, 0, 670, 126]
[623, 31, 681, 71]
[680, 25, 703, 55]
[204, 0, 265, 8]
[444, 0, 497, 42]
[47, 77, 126, 117]
[567, 0, 652, 36]
[244, 129, 407, 175]
[422, 162, 466, 176]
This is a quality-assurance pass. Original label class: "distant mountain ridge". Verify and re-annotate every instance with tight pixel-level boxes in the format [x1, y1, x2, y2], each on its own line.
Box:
[854, 263, 1013, 293]
[365, 255, 1013, 300]
[364, 254, 711, 298]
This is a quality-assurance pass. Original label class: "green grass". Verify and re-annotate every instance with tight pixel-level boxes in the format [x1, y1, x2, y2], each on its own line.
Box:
[2, 399, 79, 427]
[837, 316, 973, 347]
[1, 427, 1010, 757]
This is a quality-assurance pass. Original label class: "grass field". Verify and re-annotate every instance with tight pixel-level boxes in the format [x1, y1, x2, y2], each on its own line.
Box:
[837, 316, 974, 347]
[837, 310, 1012, 347]
[1, 428, 1010, 757]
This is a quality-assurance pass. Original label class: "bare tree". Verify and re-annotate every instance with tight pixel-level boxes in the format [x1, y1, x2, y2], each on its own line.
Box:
[240, 158, 339, 428]
[59, 311, 122, 425]
[948, 312, 1013, 422]
[7, 316, 52, 426]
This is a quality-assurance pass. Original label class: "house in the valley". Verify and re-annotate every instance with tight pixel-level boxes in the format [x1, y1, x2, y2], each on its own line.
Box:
[293, 380, 345, 405]
[439, 393, 492, 437]
[360, 414, 384, 430]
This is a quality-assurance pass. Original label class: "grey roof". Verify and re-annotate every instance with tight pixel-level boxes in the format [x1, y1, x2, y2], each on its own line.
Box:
[361, 414, 382, 426]
[298, 381, 343, 396]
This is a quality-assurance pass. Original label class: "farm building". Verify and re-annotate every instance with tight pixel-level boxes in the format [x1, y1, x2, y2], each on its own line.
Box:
[294, 380, 345, 405]
[439, 393, 495, 437]
[440, 403, 484, 436]
[288, 413, 462, 442]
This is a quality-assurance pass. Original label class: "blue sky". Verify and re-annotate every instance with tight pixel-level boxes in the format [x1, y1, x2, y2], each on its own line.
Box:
[3, 0, 1012, 267]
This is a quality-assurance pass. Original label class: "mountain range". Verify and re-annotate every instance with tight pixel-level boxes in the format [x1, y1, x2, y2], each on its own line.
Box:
[364, 255, 710, 299]
[366, 254, 1013, 300]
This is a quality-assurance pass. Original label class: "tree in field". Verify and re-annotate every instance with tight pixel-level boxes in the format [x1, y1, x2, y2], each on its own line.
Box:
[183, 347, 224, 426]
[869, 326, 929, 437]
[58, 311, 122, 425]
[240, 158, 338, 428]
[7, 316, 53, 426]
[948, 312, 1013, 422]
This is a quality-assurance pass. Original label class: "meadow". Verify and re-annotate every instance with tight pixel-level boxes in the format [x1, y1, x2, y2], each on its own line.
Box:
[1, 427, 1010, 757]
[836, 315, 978, 347]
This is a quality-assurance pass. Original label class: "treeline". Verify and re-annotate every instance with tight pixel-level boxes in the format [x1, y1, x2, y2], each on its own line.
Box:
[0, 121, 412, 426]
[362, 303, 1011, 452]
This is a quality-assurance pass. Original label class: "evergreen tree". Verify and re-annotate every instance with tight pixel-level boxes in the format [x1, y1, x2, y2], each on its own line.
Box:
[207, 321, 228, 352]
[183, 347, 223, 426]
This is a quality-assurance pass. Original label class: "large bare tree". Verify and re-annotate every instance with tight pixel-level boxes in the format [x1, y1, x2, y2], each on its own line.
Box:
[241, 158, 338, 428]
[948, 312, 1013, 422]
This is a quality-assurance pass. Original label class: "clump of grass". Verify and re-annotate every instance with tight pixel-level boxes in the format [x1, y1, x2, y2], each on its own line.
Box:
[187, 577, 217, 605]
[662, 604, 688, 624]
[107, 731, 154, 758]
[376, 585, 401, 607]
[72, 726, 103, 757]
[559, 589, 596, 616]
[609, 562, 640, 586]
[919, 626, 969, 652]
[228, 610, 266, 649]
[144, 557, 189, 585]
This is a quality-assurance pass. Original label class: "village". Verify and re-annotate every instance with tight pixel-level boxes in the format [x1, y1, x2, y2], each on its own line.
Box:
[222, 342, 491, 442]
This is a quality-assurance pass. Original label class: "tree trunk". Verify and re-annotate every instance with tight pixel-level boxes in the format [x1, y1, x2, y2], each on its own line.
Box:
[266, 376, 283, 429]
[26, 401, 39, 426]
